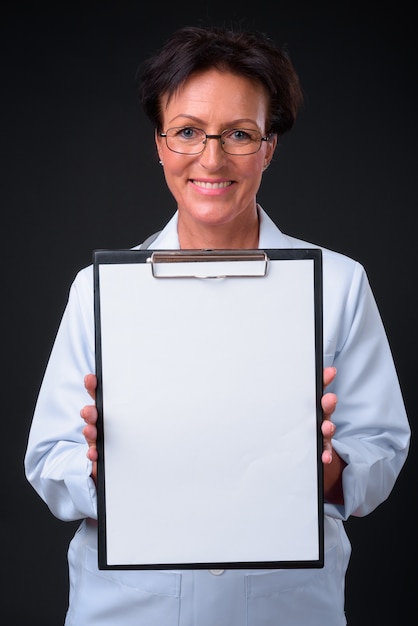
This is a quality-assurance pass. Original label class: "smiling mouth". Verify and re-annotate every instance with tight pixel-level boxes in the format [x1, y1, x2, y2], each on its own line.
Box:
[192, 180, 232, 189]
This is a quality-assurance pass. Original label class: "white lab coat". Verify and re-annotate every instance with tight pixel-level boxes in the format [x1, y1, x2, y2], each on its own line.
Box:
[25, 207, 410, 626]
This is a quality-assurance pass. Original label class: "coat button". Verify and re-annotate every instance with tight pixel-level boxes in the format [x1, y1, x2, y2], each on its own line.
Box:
[209, 569, 225, 575]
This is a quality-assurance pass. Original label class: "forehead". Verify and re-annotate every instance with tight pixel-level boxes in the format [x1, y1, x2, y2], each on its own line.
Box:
[161, 69, 269, 127]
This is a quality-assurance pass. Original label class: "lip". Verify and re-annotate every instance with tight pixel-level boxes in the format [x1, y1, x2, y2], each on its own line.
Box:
[189, 178, 235, 196]
[190, 179, 234, 192]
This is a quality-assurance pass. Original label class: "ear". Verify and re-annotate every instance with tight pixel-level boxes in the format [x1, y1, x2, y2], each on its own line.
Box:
[264, 133, 278, 169]
[155, 128, 164, 162]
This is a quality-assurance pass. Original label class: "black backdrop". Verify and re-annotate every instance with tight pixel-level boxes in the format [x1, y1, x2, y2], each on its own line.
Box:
[3, 2, 416, 624]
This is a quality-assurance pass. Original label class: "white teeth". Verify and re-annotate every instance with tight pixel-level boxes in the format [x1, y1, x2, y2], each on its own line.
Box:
[193, 180, 232, 189]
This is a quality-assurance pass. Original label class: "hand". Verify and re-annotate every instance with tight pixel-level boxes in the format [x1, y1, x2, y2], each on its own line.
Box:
[321, 366, 345, 504]
[321, 366, 338, 465]
[81, 373, 98, 483]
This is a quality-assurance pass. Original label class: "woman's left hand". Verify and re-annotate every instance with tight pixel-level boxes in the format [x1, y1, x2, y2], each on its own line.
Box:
[321, 367, 345, 504]
[321, 367, 338, 465]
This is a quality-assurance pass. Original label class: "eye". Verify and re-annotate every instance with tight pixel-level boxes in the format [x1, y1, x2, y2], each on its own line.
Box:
[226, 129, 258, 143]
[176, 127, 200, 140]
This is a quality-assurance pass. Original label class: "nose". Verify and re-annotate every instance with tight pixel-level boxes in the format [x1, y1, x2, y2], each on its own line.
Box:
[203, 134, 223, 145]
[199, 134, 227, 167]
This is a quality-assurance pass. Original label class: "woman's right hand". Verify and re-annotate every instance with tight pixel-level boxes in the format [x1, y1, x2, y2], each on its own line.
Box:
[81, 373, 98, 484]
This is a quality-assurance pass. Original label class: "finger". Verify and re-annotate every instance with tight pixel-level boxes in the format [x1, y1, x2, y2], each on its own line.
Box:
[80, 403, 98, 426]
[84, 373, 97, 401]
[323, 366, 337, 389]
[321, 418, 336, 438]
[82, 422, 97, 444]
[321, 391, 337, 418]
[82, 423, 98, 463]
[322, 448, 333, 465]
[321, 419, 335, 465]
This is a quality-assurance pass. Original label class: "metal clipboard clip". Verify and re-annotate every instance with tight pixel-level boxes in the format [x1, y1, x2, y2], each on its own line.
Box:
[148, 250, 269, 278]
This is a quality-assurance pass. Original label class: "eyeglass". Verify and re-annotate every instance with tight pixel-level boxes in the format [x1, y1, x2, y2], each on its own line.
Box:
[159, 126, 271, 156]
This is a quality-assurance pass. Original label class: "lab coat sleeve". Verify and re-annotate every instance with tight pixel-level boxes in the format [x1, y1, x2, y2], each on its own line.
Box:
[323, 259, 410, 521]
[24, 266, 98, 522]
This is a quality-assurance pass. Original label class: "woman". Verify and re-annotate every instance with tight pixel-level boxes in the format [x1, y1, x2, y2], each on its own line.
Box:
[25, 25, 410, 625]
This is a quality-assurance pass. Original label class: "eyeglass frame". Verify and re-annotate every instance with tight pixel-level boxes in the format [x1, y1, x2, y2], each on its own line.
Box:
[158, 126, 273, 156]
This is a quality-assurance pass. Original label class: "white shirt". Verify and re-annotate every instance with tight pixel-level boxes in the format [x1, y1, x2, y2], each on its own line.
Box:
[25, 207, 410, 626]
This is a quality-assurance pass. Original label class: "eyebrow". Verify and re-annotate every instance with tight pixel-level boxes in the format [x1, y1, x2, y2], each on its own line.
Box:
[166, 114, 260, 128]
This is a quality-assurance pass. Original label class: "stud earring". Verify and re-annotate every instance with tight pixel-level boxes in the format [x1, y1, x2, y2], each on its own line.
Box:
[159, 160, 164, 166]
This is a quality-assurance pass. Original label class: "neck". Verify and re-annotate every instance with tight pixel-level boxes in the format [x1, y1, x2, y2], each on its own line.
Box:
[178, 207, 260, 250]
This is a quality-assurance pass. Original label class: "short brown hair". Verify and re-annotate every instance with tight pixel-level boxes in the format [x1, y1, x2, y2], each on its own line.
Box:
[137, 25, 304, 136]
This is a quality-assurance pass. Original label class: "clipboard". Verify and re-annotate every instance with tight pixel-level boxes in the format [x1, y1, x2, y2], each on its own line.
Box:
[93, 248, 324, 570]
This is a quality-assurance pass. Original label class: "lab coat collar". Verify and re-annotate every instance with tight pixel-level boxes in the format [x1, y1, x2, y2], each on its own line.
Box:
[151, 206, 294, 250]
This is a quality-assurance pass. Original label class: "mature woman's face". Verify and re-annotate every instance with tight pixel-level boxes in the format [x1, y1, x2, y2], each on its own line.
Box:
[155, 69, 277, 245]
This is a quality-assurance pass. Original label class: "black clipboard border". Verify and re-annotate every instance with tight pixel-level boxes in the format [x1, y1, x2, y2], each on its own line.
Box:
[93, 248, 324, 570]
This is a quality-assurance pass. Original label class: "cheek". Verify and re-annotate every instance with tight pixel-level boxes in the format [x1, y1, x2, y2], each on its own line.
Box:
[162, 150, 188, 176]
[241, 155, 265, 181]
[160, 157, 189, 201]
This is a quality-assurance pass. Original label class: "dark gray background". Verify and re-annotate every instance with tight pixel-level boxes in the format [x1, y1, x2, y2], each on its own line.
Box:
[3, 2, 416, 624]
